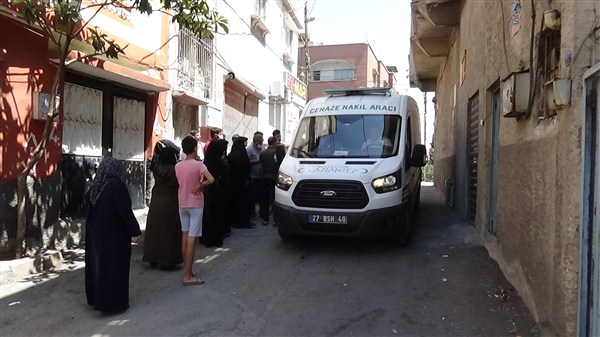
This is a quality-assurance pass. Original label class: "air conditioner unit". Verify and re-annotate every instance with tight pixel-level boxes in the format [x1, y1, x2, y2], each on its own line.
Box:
[501, 71, 529, 118]
[545, 78, 571, 109]
[271, 81, 285, 99]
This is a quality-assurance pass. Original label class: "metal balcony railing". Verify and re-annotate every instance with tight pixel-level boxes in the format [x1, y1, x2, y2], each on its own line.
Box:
[177, 28, 213, 99]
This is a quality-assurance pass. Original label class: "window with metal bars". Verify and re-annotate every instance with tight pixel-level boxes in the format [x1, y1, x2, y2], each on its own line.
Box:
[177, 28, 213, 99]
[537, 28, 561, 119]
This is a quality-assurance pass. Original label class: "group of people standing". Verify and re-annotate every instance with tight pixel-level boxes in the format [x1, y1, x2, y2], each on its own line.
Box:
[84, 127, 286, 313]
[142, 128, 285, 275]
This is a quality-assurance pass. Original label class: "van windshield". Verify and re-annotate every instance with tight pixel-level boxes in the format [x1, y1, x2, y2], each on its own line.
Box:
[290, 114, 402, 158]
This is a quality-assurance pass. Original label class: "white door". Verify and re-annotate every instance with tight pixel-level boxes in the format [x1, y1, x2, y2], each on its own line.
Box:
[112, 96, 146, 209]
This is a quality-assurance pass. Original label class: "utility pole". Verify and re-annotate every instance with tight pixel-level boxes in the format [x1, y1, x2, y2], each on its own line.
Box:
[304, 1, 311, 100]
[423, 92, 427, 145]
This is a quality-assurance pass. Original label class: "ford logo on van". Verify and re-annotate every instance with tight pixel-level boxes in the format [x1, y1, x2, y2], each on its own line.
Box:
[320, 190, 337, 197]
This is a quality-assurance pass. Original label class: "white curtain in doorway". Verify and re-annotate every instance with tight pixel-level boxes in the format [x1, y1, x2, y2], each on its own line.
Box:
[62, 83, 103, 156]
[113, 97, 145, 161]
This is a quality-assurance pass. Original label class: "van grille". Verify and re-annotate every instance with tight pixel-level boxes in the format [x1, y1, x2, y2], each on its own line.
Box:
[292, 180, 368, 209]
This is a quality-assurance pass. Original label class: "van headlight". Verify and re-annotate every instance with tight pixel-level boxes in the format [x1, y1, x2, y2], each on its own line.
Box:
[372, 172, 401, 193]
[277, 171, 293, 191]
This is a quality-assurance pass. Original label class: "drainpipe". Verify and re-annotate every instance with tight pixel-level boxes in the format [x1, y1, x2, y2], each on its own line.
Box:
[540, 0, 561, 30]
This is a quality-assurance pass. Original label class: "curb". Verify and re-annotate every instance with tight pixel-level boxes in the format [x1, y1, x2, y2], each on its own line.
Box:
[0, 207, 148, 285]
[0, 250, 63, 285]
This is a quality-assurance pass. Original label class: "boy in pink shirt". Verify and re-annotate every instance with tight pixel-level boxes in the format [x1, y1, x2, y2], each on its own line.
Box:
[175, 135, 214, 286]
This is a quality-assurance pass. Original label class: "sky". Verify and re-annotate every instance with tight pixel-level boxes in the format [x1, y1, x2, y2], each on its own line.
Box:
[305, 0, 435, 146]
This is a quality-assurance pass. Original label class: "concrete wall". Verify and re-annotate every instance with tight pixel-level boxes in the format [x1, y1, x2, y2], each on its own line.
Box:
[431, 0, 599, 335]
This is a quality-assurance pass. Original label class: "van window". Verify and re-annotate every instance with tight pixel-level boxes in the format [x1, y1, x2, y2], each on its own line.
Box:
[290, 114, 402, 158]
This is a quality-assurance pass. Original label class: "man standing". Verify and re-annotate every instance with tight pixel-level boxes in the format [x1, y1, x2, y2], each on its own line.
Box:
[246, 131, 263, 222]
[175, 135, 214, 286]
[259, 136, 278, 225]
[272, 129, 286, 166]
[183, 129, 204, 161]
[203, 127, 222, 154]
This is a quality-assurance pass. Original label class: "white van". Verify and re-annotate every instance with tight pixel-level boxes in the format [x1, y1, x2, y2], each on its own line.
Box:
[273, 87, 427, 245]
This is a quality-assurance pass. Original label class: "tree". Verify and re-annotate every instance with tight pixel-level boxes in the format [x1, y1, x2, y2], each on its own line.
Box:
[8, 0, 228, 258]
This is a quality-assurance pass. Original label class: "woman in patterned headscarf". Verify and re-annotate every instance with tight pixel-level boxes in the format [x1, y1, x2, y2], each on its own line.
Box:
[85, 157, 141, 313]
[143, 140, 183, 269]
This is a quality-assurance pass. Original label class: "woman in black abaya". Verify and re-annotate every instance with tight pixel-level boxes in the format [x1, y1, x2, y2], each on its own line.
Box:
[202, 138, 230, 247]
[143, 140, 183, 269]
[85, 157, 141, 313]
[227, 135, 252, 228]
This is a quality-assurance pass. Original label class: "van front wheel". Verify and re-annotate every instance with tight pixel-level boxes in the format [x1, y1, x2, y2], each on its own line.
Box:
[278, 227, 295, 241]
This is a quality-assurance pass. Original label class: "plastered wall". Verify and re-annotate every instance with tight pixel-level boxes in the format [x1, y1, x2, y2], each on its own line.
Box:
[431, 1, 597, 335]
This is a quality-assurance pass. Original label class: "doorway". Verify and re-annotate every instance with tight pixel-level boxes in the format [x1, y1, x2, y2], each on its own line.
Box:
[467, 93, 480, 224]
[579, 63, 599, 337]
[488, 89, 500, 234]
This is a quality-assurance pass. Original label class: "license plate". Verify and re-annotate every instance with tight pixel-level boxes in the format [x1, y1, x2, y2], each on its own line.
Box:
[308, 214, 348, 224]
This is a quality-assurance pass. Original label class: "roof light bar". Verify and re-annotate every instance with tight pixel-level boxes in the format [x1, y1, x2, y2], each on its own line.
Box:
[323, 87, 391, 96]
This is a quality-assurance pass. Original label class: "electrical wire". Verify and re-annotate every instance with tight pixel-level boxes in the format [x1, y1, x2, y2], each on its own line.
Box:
[220, 0, 300, 74]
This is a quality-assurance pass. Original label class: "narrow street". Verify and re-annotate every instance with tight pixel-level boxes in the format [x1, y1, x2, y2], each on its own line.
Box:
[0, 184, 539, 337]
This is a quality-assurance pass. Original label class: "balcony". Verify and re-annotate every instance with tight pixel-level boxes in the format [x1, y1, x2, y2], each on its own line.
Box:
[409, 0, 462, 91]
[174, 28, 213, 105]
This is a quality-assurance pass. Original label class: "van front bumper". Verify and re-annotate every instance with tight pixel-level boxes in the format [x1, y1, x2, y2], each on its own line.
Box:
[272, 201, 409, 239]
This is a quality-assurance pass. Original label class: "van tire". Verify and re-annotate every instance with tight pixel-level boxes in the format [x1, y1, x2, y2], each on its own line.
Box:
[393, 212, 411, 247]
[414, 187, 421, 211]
[278, 227, 294, 241]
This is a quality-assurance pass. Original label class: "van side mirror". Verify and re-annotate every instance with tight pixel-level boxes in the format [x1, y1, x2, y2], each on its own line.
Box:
[410, 144, 427, 167]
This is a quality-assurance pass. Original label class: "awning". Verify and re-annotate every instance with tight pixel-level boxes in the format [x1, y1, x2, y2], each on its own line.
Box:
[172, 90, 210, 106]
[53, 51, 170, 94]
[226, 76, 266, 100]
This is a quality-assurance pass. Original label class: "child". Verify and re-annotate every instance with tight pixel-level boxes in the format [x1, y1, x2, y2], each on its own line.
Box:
[175, 135, 214, 286]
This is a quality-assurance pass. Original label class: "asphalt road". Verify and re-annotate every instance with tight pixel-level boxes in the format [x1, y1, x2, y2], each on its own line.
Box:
[0, 184, 539, 337]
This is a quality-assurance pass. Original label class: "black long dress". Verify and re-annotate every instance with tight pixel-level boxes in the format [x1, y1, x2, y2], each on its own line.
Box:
[227, 136, 252, 228]
[202, 139, 230, 247]
[85, 179, 141, 313]
[142, 163, 182, 267]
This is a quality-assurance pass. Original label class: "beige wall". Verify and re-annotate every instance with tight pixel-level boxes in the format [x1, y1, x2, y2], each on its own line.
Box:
[431, 1, 598, 335]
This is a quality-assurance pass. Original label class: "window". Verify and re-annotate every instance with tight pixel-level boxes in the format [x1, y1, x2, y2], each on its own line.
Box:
[372, 69, 379, 87]
[256, 0, 266, 18]
[285, 27, 293, 51]
[311, 69, 355, 82]
[405, 116, 413, 171]
[537, 28, 561, 119]
[290, 114, 401, 159]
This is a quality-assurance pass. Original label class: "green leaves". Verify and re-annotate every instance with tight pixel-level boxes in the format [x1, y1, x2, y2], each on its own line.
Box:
[86, 27, 127, 58]
[166, 0, 228, 38]
[11, 0, 229, 58]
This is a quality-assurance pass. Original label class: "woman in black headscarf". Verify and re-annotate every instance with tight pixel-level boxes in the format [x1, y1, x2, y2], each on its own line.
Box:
[143, 140, 183, 269]
[85, 157, 141, 313]
[227, 135, 253, 228]
[202, 138, 230, 247]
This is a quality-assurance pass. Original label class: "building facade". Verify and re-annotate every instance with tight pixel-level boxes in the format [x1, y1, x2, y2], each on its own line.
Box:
[301, 42, 398, 101]
[0, 0, 307, 258]
[208, 0, 306, 144]
[0, 0, 172, 257]
[409, 0, 600, 335]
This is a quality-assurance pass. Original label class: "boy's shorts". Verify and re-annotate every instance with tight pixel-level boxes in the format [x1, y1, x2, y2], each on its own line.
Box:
[178, 208, 203, 237]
